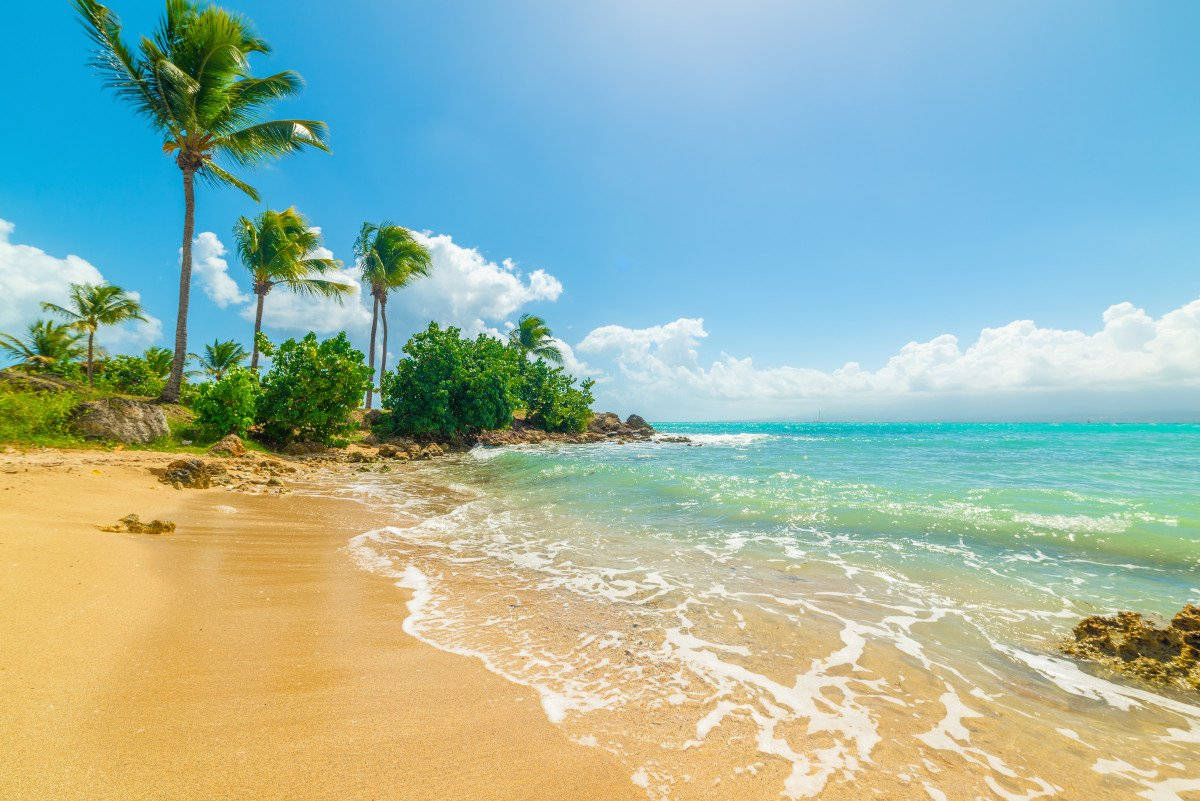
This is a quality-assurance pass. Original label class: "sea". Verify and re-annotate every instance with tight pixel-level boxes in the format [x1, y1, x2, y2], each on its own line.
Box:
[339, 422, 1200, 800]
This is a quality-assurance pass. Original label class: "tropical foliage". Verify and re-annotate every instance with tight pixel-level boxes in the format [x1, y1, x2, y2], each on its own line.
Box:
[191, 339, 248, 380]
[41, 283, 145, 385]
[0, 320, 86, 373]
[509, 314, 564, 364]
[381, 323, 523, 438]
[517, 359, 595, 433]
[256, 332, 372, 446]
[98, 354, 164, 396]
[142, 346, 174, 379]
[354, 222, 432, 409]
[234, 207, 349, 368]
[74, 0, 330, 400]
[193, 367, 259, 440]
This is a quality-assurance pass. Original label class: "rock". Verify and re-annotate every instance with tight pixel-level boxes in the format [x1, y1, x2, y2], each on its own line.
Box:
[281, 440, 325, 456]
[0, 370, 75, 393]
[69, 398, 168, 444]
[423, 442, 444, 458]
[207, 434, 246, 458]
[377, 444, 399, 458]
[588, 412, 623, 433]
[625, 414, 654, 433]
[100, 513, 175, 535]
[1061, 606, 1200, 694]
[162, 458, 225, 489]
[345, 450, 376, 463]
[658, 435, 692, 443]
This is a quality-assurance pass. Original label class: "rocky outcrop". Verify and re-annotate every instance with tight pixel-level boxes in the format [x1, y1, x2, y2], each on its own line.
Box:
[68, 398, 169, 444]
[0, 370, 75, 393]
[163, 458, 226, 489]
[588, 411, 622, 433]
[100, 513, 175, 535]
[1061, 605, 1200, 695]
[207, 434, 247, 458]
[475, 411, 667, 447]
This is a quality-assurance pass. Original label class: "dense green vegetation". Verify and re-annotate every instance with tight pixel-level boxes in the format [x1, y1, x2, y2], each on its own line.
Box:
[380, 323, 594, 438]
[0, 383, 84, 445]
[98, 354, 165, 396]
[256, 333, 373, 446]
[192, 367, 259, 441]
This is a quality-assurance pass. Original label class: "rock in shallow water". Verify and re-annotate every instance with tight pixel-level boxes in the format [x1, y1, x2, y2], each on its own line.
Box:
[1061, 605, 1200, 694]
[163, 458, 226, 489]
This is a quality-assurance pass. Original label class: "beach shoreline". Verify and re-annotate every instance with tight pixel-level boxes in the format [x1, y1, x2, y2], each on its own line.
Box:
[0, 447, 641, 801]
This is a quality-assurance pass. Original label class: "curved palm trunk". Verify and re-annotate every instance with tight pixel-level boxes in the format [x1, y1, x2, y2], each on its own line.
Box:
[365, 294, 379, 410]
[161, 167, 196, 403]
[379, 296, 389, 392]
[250, 290, 266, 370]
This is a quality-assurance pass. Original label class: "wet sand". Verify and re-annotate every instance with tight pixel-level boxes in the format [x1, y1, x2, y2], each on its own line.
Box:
[0, 449, 641, 800]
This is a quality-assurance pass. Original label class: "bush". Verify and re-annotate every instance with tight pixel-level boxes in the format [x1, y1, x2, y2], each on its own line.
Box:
[381, 323, 522, 438]
[518, 360, 595, 433]
[97, 355, 164, 397]
[0, 386, 81, 443]
[193, 367, 259, 441]
[256, 332, 372, 446]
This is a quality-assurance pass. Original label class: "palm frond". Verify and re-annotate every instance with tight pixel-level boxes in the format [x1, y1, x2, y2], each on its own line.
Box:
[200, 160, 260, 200]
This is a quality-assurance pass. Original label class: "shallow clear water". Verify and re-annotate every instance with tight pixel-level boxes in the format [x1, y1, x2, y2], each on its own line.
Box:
[343, 423, 1200, 800]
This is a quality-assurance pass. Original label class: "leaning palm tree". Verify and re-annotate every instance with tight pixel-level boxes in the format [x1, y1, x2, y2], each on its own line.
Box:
[75, 0, 330, 402]
[509, 314, 564, 365]
[189, 339, 248, 381]
[41, 283, 146, 385]
[354, 223, 433, 409]
[143, 346, 174, 379]
[0, 320, 86, 372]
[233, 207, 349, 369]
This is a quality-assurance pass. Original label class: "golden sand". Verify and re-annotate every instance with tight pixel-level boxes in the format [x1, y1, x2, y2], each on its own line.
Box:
[0, 449, 641, 800]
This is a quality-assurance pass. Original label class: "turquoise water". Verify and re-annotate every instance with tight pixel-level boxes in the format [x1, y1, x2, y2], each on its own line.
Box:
[346, 423, 1200, 800]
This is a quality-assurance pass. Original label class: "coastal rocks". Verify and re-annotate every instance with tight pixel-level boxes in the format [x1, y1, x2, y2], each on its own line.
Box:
[163, 458, 226, 489]
[588, 412, 622, 433]
[68, 398, 169, 444]
[1061, 605, 1200, 695]
[281, 440, 327, 457]
[207, 434, 246, 458]
[100, 513, 175, 535]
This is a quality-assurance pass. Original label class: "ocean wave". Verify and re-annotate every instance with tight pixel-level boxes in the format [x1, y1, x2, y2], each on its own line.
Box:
[655, 432, 770, 446]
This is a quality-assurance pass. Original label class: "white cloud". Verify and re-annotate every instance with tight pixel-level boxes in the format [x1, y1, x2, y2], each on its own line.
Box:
[395, 231, 563, 336]
[190, 231, 249, 308]
[0, 217, 162, 353]
[577, 298, 1200, 419]
[240, 264, 373, 334]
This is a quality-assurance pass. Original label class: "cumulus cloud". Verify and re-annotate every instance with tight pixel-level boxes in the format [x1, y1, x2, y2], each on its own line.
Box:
[577, 298, 1200, 419]
[190, 231, 249, 308]
[394, 231, 563, 336]
[0, 217, 162, 352]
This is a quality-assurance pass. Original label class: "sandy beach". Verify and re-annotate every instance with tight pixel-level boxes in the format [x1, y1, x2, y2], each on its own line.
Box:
[0, 448, 641, 801]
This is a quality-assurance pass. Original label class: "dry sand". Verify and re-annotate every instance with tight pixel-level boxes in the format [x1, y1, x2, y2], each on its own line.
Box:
[0, 448, 642, 800]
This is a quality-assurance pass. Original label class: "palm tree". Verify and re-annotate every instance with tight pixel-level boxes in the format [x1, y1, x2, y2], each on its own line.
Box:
[233, 207, 349, 369]
[190, 339, 248, 381]
[0, 320, 86, 372]
[41, 283, 146, 385]
[143, 346, 174, 379]
[75, 0, 330, 402]
[509, 314, 564, 365]
[354, 223, 433, 409]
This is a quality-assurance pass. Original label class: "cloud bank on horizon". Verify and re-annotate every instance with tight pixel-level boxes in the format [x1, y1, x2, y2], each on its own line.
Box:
[1, 215, 1196, 420]
[0, 219, 162, 351]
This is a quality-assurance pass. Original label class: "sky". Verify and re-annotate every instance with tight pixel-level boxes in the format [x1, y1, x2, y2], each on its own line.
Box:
[2, 0, 1199, 420]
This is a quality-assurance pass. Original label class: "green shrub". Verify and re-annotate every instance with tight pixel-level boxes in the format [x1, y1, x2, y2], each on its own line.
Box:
[0, 386, 81, 443]
[193, 367, 260, 441]
[256, 332, 372, 446]
[177, 381, 200, 408]
[97, 354, 164, 397]
[518, 359, 595, 433]
[381, 323, 522, 438]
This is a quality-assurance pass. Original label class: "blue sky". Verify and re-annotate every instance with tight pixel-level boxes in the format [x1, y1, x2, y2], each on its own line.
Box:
[2, 0, 1199, 419]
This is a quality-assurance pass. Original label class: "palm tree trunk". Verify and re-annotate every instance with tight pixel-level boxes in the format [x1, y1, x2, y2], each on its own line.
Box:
[250, 290, 266, 370]
[365, 293, 379, 410]
[161, 166, 196, 403]
[380, 296, 389, 387]
[87, 331, 95, 386]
